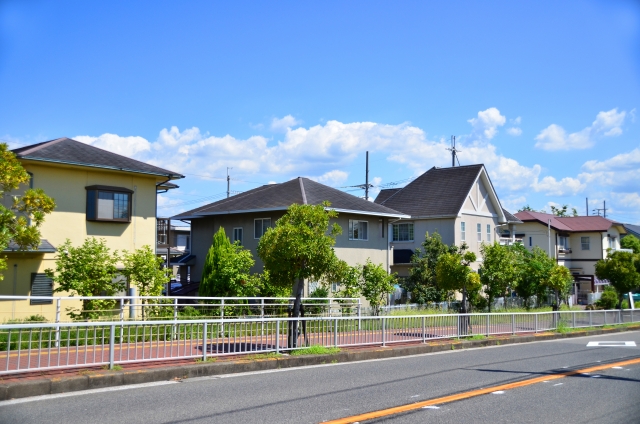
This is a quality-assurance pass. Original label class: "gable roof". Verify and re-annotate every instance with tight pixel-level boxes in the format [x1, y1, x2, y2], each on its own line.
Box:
[173, 177, 408, 219]
[13, 138, 183, 179]
[374, 164, 507, 222]
[502, 208, 523, 224]
[514, 211, 625, 233]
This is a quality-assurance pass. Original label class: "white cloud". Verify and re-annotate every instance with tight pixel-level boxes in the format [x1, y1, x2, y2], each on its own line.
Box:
[611, 192, 640, 209]
[506, 127, 522, 136]
[512, 117, 522, 125]
[500, 195, 527, 213]
[534, 108, 626, 151]
[532, 176, 586, 196]
[582, 147, 640, 172]
[310, 170, 349, 186]
[468, 107, 506, 140]
[75, 133, 151, 157]
[270, 115, 301, 132]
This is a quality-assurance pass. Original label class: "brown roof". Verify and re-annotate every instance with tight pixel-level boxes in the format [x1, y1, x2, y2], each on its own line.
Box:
[173, 177, 408, 219]
[514, 211, 623, 233]
[13, 138, 183, 179]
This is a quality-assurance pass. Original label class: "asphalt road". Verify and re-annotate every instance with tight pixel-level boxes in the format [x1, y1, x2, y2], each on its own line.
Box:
[1, 331, 639, 424]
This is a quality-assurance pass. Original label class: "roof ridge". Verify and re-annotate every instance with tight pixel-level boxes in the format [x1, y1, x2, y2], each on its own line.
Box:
[15, 138, 68, 156]
[298, 177, 307, 204]
[184, 183, 279, 214]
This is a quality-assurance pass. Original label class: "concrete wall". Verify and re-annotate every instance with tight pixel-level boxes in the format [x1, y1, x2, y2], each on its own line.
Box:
[0, 161, 164, 322]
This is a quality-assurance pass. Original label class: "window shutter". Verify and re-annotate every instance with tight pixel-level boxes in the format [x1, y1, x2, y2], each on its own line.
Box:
[30, 273, 53, 304]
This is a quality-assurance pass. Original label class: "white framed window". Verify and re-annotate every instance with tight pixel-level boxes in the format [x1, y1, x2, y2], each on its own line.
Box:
[392, 223, 414, 242]
[233, 227, 243, 245]
[581, 236, 590, 250]
[461, 222, 466, 241]
[477, 223, 482, 242]
[559, 236, 570, 250]
[349, 220, 368, 241]
[486, 224, 491, 242]
[254, 218, 271, 239]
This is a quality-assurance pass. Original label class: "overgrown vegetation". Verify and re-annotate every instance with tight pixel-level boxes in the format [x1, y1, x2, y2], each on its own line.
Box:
[289, 345, 340, 355]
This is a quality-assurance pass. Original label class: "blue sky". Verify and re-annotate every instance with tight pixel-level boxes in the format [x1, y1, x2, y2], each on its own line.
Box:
[1, 0, 639, 223]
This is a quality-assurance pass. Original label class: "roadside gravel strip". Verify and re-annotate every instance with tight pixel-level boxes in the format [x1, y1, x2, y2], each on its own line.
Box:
[1, 325, 638, 401]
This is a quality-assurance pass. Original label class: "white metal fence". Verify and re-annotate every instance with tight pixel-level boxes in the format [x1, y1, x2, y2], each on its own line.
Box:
[0, 309, 638, 375]
[0, 295, 361, 323]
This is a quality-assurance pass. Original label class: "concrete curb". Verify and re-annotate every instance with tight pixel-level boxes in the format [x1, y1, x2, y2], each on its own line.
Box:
[1, 325, 638, 401]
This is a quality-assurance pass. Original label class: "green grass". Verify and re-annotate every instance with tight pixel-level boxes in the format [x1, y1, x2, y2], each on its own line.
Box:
[289, 345, 341, 356]
[464, 334, 487, 340]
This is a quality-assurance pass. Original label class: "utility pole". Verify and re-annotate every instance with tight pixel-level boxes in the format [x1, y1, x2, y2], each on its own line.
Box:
[446, 136, 461, 167]
[586, 198, 589, 216]
[226, 167, 232, 198]
[365, 151, 369, 201]
[592, 200, 607, 217]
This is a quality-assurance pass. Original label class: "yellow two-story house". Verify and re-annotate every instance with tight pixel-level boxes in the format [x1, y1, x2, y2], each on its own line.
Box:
[1, 137, 183, 321]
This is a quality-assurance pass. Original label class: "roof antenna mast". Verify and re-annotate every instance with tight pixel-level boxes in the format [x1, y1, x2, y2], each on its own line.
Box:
[365, 151, 369, 201]
[446, 136, 461, 167]
[226, 167, 233, 198]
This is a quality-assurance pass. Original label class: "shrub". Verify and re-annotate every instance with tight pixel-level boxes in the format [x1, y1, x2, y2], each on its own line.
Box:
[596, 286, 618, 310]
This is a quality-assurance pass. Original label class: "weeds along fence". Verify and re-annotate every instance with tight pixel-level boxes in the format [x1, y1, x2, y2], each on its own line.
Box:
[0, 295, 361, 323]
[0, 309, 638, 375]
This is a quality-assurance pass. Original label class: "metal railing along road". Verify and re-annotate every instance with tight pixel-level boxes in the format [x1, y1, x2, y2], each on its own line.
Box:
[1, 309, 638, 375]
[0, 295, 361, 323]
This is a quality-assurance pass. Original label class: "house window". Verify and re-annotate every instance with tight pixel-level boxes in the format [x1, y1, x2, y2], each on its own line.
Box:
[461, 222, 466, 241]
[176, 234, 190, 251]
[233, 227, 243, 245]
[529, 236, 532, 247]
[349, 220, 368, 241]
[30, 273, 53, 304]
[254, 218, 271, 239]
[486, 224, 491, 242]
[85, 185, 133, 222]
[581, 236, 590, 250]
[392, 223, 414, 242]
[559, 236, 570, 251]
[477, 223, 482, 242]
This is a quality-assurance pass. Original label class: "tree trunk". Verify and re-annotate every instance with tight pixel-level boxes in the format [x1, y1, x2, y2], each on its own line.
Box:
[288, 277, 304, 349]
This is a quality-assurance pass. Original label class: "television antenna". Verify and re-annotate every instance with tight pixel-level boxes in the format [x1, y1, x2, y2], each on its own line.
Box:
[446, 136, 461, 167]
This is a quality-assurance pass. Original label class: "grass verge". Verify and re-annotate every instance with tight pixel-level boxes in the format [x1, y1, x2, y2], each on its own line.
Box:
[289, 345, 341, 356]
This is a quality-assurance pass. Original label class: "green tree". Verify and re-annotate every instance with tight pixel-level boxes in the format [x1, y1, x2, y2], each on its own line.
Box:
[550, 204, 578, 217]
[596, 286, 618, 310]
[403, 232, 455, 305]
[518, 205, 538, 212]
[479, 242, 518, 312]
[544, 265, 573, 310]
[45, 238, 121, 320]
[360, 259, 396, 316]
[200, 227, 257, 299]
[513, 246, 555, 309]
[621, 235, 640, 254]
[324, 258, 361, 314]
[257, 202, 341, 347]
[0, 143, 56, 279]
[435, 244, 476, 314]
[595, 251, 640, 309]
[121, 245, 170, 318]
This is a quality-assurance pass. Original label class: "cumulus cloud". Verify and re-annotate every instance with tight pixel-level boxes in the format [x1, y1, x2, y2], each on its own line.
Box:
[75, 133, 151, 157]
[310, 170, 349, 186]
[532, 176, 586, 196]
[468, 107, 506, 140]
[582, 147, 640, 172]
[500, 195, 527, 213]
[506, 127, 522, 136]
[270, 115, 301, 132]
[611, 192, 640, 209]
[534, 108, 626, 151]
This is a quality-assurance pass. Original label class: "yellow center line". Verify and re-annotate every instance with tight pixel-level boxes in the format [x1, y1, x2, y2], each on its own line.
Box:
[324, 357, 640, 424]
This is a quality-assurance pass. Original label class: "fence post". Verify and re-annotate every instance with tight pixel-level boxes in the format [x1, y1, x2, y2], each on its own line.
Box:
[334, 318, 338, 347]
[202, 322, 208, 361]
[120, 298, 124, 322]
[261, 298, 265, 336]
[534, 314, 538, 333]
[486, 314, 490, 336]
[55, 298, 61, 347]
[618, 309, 621, 324]
[572, 311, 576, 329]
[382, 317, 386, 347]
[357, 299, 362, 331]
[173, 298, 179, 340]
[511, 314, 515, 335]
[589, 310, 592, 327]
[275, 321, 280, 354]
[422, 316, 426, 343]
[457, 315, 460, 338]
[109, 324, 116, 369]
[220, 299, 225, 337]
[603, 310, 606, 326]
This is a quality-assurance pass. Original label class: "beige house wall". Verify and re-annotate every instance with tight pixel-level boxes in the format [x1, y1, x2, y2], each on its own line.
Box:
[1, 161, 164, 322]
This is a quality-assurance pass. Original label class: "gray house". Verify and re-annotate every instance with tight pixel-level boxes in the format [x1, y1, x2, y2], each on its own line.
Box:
[374, 164, 520, 277]
[173, 177, 408, 297]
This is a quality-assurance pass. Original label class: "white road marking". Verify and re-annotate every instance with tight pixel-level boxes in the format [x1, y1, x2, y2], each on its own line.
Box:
[612, 366, 623, 369]
[491, 391, 505, 394]
[586, 341, 636, 347]
[410, 395, 420, 398]
[422, 406, 440, 409]
[0, 380, 177, 406]
[553, 383, 563, 386]
[591, 375, 601, 378]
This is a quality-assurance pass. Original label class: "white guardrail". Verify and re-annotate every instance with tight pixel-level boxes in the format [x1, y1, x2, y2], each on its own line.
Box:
[0, 309, 638, 375]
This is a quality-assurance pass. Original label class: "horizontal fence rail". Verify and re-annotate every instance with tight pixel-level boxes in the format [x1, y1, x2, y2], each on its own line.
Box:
[0, 309, 637, 375]
[0, 295, 362, 323]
